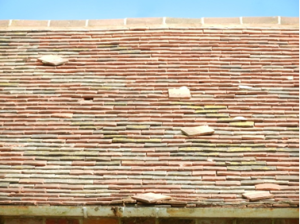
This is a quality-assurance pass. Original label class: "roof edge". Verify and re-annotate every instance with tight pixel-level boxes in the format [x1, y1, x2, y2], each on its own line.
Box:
[0, 17, 298, 30]
[0, 206, 298, 218]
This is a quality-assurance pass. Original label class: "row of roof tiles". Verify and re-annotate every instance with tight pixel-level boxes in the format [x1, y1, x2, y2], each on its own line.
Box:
[0, 17, 298, 29]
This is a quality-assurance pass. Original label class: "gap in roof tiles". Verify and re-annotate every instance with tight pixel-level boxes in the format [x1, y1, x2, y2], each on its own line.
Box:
[83, 97, 94, 101]
[38, 55, 68, 66]
[168, 87, 191, 98]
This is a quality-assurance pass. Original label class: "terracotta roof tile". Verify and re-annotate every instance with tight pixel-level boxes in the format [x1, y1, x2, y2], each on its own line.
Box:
[0, 18, 298, 207]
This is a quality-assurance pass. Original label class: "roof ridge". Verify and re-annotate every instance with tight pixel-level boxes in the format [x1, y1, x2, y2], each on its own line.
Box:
[0, 17, 298, 29]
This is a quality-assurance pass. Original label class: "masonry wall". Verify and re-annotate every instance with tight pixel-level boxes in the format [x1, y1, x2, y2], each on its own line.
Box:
[0, 217, 299, 224]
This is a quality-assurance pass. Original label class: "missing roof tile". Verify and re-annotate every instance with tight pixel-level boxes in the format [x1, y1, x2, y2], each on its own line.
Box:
[83, 97, 94, 101]
[38, 55, 68, 66]
[168, 86, 191, 98]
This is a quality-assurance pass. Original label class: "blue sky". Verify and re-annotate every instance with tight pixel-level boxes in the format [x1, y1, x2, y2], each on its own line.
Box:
[0, 0, 298, 20]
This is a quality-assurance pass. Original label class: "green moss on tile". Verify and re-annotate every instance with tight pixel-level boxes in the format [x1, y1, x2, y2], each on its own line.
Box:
[187, 139, 211, 143]
[0, 82, 19, 86]
[217, 118, 235, 122]
[71, 122, 94, 126]
[112, 138, 161, 143]
[105, 102, 127, 106]
[71, 48, 90, 52]
[111, 47, 129, 51]
[197, 143, 217, 147]
[195, 110, 218, 114]
[127, 125, 150, 130]
[202, 147, 224, 152]
[104, 135, 127, 139]
[230, 121, 254, 127]
[228, 161, 266, 166]
[252, 166, 277, 170]
[79, 126, 98, 130]
[206, 113, 230, 118]
[98, 44, 119, 48]
[91, 86, 113, 90]
[204, 105, 227, 109]
[179, 147, 202, 151]
[196, 152, 219, 156]
[228, 147, 253, 152]
[227, 166, 252, 171]
[186, 106, 204, 109]
[170, 102, 193, 105]
[119, 50, 141, 54]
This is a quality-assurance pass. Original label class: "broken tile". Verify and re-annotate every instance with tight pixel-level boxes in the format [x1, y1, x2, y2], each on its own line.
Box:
[181, 126, 214, 136]
[242, 191, 274, 201]
[168, 86, 191, 98]
[255, 183, 282, 191]
[132, 193, 171, 204]
[38, 55, 68, 66]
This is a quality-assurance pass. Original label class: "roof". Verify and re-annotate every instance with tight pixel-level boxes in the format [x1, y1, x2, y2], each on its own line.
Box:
[0, 17, 299, 208]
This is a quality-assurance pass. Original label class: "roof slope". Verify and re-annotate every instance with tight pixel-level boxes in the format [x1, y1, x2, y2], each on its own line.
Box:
[0, 18, 299, 207]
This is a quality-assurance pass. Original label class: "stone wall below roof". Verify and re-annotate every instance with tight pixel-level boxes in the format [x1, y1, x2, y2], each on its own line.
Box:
[1, 217, 300, 224]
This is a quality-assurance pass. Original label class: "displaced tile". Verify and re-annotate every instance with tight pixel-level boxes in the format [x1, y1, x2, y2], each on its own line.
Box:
[255, 183, 282, 191]
[242, 191, 274, 201]
[132, 193, 171, 203]
[38, 55, 68, 66]
[204, 105, 227, 109]
[181, 126, 214, 136]
[168, 87, 191, 98]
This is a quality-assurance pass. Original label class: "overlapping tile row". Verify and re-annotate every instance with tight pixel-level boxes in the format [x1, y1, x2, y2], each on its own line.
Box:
[0, 27, 298, 207]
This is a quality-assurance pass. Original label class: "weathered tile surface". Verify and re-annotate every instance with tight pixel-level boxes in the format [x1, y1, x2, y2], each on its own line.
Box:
[0, 24, 298, 208]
